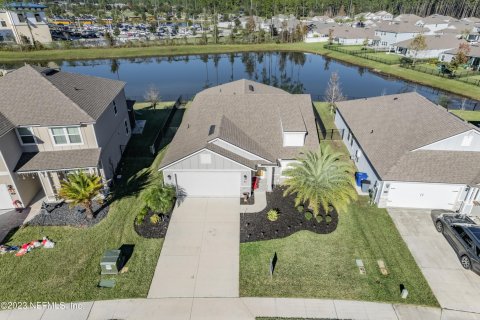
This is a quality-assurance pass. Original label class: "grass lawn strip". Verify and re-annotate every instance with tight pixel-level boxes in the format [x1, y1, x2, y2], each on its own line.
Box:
[0, 43, 478, 100]
[450, 109, 480, 122]
[0, 110, 170, 303]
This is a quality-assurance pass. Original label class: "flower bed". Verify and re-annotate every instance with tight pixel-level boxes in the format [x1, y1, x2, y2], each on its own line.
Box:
[27, 201, 109, 227]
[134, 210, 172, 238]
[240, 187, 338, 242]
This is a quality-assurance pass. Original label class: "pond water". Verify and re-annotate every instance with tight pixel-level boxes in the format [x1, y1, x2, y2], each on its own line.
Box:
[7, 51, 479, 109]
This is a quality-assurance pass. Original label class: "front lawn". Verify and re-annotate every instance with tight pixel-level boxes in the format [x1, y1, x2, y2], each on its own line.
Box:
[450, 109, 480, 122]
[240, 197, 438, 306]
[0, 109, 175, 303]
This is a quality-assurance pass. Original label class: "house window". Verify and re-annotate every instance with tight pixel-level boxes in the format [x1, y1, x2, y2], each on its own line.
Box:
[16, 127, 36, 145]
[124, 119, 129, 135]
[50, 127, 83, 145]
[0, 21, 6, 27]
[17, 14, 26, 23]
[34, 14, 42, 23]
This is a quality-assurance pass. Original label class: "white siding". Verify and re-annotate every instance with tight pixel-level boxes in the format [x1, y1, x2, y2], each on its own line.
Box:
[419, 130, 480, 152]
[211, 139, 266, 161]
[283, 132, 306, 147]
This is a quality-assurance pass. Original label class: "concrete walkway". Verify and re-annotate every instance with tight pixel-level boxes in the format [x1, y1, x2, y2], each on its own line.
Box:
[389, 209, 480, 314]
[0, 209, 28, 244]
[148, 198, 240, 298]
[2, 297, 480, 320]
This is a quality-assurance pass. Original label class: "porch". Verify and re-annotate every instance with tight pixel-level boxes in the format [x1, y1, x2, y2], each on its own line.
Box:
[14, 148, 104, 203]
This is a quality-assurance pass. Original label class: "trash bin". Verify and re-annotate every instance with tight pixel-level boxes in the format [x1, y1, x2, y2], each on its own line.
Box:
[355, 172, 368, 187]
[361, 180, 371, 193]
[100, 250, 124, 275]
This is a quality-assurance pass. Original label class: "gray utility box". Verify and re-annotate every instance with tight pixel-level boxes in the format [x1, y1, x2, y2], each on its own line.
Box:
[361, 180, 371, 193]
[100, 250, 124, 275]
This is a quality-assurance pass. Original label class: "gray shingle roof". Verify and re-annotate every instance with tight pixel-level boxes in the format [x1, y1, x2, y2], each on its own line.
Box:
[0, 65, 125, 137]
[394, 34, 466, 50]
[375, 21, 425, 33]
[15, 148, 101, 172]
[336, 92, 479, 184]
[160, 79, 319, 169]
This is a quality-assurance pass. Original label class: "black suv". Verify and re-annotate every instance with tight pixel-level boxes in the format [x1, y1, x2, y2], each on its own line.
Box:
[432, 210, 480, 275]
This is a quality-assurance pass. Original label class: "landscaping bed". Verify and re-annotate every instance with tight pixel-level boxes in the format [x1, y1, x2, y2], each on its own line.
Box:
[240, 187, 338, 242]
[27, 201, 109, 227]
[134, 210, 172, 238]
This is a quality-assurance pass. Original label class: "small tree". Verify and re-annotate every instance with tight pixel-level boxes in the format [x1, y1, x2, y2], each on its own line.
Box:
[450, 42, 471, 71]
[104, 31, 115, 47]
[325, 71, 345, 113]
[246, 16, 256, 34]
[409, 34, 427, 66]
[141, 185, 176, 213]
[144, 85, 160, 109]
[58, 172, 104, 220]
[327, 28, 334, 45]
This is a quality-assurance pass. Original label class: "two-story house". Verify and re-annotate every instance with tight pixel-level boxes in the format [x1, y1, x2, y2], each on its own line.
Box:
[374, 21, 426, 49]
[334, 92, 480, 215]
[0, 65, 132, 209]
[0, 2, 52, 45]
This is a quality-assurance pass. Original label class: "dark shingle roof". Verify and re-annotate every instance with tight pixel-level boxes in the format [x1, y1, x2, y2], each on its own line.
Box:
[15, 148, 101, 173]
[336, 92, 479, 184]
[0, 65, 125, 137]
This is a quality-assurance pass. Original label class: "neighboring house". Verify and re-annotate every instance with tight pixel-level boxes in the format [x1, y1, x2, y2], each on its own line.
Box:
[335, 92, 480, 214]
[440, 44, 480, 70]
[0, 2, 52, 44]
[330, 26, 376, 45]
[311, 15, 334, 23]
[393, 34, 467, 59]
[394, 14, 423, 24]
[374, 21, 425, 48]
[415, 14, 452, 32]
[0, 65, 132, 209]
[272, 14, 299, 32]
[238, 15, 265, 31]
[372, 11, 393, 21]
[159, 80, 319, 198]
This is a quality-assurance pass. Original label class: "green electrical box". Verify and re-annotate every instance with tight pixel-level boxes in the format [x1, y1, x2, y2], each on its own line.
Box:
[100, 250, 124, 275]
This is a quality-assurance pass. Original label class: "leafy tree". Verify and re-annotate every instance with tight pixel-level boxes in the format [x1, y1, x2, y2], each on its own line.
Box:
[246, 15, 256, 34]
[409, 34, 427, 66]
[141, 185, 176, 213]
[450, 42, 471, 70]
[327, 28, 334, 45]
[58, 172, 104, 220]
[283, 144, 357, 216]
[144, 85, 161, 109]
[324, 71, 345, 113]
[105, 31, 115, 47]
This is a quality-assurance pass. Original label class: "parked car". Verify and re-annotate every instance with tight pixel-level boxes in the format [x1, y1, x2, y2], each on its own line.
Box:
[432, 210, 480, 275]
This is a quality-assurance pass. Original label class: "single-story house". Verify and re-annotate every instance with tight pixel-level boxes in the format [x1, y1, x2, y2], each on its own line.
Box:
[330, 26, 377, 45]
[159, 80, 319, 198]
[335, 92, 480, 214]
[415, 14, 452, 32]
[440, 44, 480, 70]
[393, 34, 467, 59]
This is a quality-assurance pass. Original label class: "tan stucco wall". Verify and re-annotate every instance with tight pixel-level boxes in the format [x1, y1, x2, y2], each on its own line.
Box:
[94, 89, 131, 180]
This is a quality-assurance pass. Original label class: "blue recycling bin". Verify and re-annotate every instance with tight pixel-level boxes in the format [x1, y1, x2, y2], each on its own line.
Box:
[355, 172, 368, 187]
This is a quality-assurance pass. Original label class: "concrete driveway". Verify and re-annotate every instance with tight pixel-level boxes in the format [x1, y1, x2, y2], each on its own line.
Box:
[148, 198, 239, 298]
[389, 208, 480, 313]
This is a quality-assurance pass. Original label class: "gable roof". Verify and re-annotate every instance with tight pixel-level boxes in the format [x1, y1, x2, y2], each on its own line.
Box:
[336, 92, 479, 184]
[160, 79, 319, 170]
[376, 21, 425, 33]
[394, 34, 466, 50]
[0, 65, 125, 137]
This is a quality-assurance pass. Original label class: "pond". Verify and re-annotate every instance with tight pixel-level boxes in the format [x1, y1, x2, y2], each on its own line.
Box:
[8, 51, 479, 110]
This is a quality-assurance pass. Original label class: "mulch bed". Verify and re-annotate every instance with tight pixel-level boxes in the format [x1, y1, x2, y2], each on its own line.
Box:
[240, 187, 338, 243]
[27, 201, 109, 228]
[134, 210, 172, 238]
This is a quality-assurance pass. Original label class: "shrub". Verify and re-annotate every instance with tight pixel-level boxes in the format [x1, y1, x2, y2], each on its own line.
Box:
[316, 215, 323, 223]
[267, 209, 279, 222]
[135, 206, 149, 225]
[305, 211, 313, 221]
[141, 184, 176, 214]
[150, 213, 160, 224]
[296, 205, 304, 213]
[326, 215, 332, 224]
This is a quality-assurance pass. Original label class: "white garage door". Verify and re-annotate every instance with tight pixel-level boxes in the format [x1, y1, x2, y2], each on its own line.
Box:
[387, 182, 462, 210]
[0, 184, 14, 209]
[175, 171, 241, 197]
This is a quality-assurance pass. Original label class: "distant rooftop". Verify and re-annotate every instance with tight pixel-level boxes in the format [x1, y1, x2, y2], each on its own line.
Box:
[6, 2, 47, 10]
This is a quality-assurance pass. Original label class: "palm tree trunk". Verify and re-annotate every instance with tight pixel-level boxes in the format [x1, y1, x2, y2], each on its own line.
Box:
[85, 201, 94, 220]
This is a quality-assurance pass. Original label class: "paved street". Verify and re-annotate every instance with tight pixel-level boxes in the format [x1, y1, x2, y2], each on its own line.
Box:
[389, 208, 480, 314]
[148, 198, 240, 298]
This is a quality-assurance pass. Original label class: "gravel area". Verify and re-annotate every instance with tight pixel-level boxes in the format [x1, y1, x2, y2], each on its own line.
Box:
[240, 187, 338, 242]
[27, 201, 109, 227]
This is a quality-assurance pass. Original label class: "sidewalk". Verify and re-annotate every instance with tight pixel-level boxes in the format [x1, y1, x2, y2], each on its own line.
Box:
[2, 297, 480, 320]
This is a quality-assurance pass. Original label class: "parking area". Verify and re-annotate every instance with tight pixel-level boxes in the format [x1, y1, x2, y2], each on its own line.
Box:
[389, 208, 480, 313]
[148, 198, 240, 298]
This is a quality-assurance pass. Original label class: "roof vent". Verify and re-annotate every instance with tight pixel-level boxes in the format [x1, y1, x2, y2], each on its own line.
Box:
[208, 125, 215, 136]
[248, 84, 254, 92]
[393, 97, 398, 100]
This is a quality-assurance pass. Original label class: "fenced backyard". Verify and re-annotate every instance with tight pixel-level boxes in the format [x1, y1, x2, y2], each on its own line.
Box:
[324, 44, 400, 65]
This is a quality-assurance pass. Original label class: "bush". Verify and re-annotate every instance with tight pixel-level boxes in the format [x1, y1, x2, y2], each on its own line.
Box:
[267, 209, 279, 222]
[296, 205, 304, 213]
[400, 57, 413, 66]
[141, 184, 176, 214]
[316, 215, 323, 223]
[135, 206, 149, 225]
[305, 211, 313, 221]
[150, 213, 160, 224]
[326, 215, 332, 224]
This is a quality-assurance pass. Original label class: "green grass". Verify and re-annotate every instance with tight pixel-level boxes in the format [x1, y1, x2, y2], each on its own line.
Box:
[450, 109, 480, 122]
[313, 102, 348, 154]
[0, 42, 478, 100]
[133, 101, 175, 110]
[240, 197, 438, 306]
[0, 110, 175, 303]
[363, 52, 402, 63]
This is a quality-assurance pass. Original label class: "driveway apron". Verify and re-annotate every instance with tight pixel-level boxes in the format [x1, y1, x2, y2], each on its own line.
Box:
[148, 198, 240, 298]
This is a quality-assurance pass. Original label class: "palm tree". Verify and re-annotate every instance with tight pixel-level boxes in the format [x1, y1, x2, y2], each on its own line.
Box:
[58, 172, 104, 220]
[282, 144, 357, 216]
[141, 184, 176, 214]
